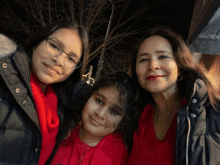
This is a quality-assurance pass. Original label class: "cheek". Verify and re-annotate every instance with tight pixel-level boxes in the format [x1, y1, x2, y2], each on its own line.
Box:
[60, 71, 73, 81]
[168, 62, 179, 78]
[106, 116, 121, 129]
[82, 99, 95, 117]
[104, 118, 121, 134]
[81, 103, 91, 121]
[136, 64, 145, 79]
[32, 54, 40, 72]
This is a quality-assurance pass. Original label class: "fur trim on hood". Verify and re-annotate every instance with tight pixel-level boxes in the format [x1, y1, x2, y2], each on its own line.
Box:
[0, 34, 17, 57]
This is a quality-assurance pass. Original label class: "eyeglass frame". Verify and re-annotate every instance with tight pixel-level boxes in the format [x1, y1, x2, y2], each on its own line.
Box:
[45, 37, 82, 69]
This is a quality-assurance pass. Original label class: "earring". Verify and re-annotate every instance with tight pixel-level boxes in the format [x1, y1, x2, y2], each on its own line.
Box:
[33, 49, 35, 53]
[178, 75, 183, 81]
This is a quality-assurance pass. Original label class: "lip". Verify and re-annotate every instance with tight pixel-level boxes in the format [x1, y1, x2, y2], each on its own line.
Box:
[44, 63, 59, 74]
[147, 75, 164, 79]
[146, 75, 164, 81]
[89, 117, 102, 126]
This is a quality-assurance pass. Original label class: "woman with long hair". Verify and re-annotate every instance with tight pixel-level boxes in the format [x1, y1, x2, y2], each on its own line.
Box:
[128, 27, 220, 165]
[0, 22, 88, 165]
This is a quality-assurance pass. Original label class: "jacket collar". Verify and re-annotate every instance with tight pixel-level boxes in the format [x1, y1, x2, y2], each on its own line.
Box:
[186, 76, 208, 108]
[13, 47, 32, 96]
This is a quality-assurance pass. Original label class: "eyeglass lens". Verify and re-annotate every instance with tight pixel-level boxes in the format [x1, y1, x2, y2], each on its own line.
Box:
[46, 38, 81, 69]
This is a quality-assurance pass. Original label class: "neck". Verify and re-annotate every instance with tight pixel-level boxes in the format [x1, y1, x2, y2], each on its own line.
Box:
[151, 85, 181, 114]
[39, 82, 48, 94]
[79, 126, 103, 147]
[30, 70, 48, 93]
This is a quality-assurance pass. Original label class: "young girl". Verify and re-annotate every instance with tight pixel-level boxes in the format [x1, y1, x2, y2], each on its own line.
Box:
[50, 72, 138, 165]
[0, 22, 88, 165]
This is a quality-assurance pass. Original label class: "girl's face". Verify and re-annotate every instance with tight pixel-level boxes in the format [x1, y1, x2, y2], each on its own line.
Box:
[82, 86, 124, 137]
[32, 28, 83, 84]
[136, 35, 179, 94]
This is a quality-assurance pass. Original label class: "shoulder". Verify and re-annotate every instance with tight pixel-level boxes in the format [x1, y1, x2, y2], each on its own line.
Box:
[99, 132, 128, 153]
[99, 132, 124, 147]
[96, 133, 128, 165]
[187, 78, 208, 107]
[0, 34, 17, 58]
[139, 104, 153, 123]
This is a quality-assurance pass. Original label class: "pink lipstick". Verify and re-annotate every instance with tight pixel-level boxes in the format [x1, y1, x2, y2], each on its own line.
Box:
[147, 75, 163, 81]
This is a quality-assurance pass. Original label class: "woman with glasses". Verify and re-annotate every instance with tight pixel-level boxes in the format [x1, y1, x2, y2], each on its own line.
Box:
[0, 22, 88, 165]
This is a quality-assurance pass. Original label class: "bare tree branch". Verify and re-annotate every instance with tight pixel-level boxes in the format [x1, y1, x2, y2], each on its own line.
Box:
[0, 0, 155, 77]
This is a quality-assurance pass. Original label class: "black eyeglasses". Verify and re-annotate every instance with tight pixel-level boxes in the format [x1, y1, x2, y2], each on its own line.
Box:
[45, 38, 82, 69]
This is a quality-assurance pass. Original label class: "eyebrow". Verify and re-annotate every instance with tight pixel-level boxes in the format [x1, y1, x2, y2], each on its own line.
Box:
[138, 50, 172, 58]
[95, 92, 106, 99]
[51, 37, 80, 59]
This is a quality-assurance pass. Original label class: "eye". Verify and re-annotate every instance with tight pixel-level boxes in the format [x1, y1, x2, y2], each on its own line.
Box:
[67, 56, 77, 64]
[159, 55, 168, 60]
[49, 42, 61, 51]
[95, 97, 104, 105]
[139, 58, 149, 63]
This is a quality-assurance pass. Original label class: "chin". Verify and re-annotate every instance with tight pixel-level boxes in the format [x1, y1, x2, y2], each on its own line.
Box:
[145, 86, 165, 94]
[37, 76, 56, 85]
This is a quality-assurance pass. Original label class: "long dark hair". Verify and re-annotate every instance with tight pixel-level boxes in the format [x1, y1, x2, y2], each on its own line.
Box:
[131, 26, 220, 108]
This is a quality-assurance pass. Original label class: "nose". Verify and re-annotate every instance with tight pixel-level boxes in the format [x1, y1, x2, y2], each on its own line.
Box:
[148, 59, 160, 71]
[95, 107, 108, 119]
[52, 52, 66, 66]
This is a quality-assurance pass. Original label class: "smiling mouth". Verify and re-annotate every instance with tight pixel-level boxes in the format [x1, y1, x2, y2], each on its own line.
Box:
[147, 75, 164, 80]
[90, 117, 102, 126]
[44, 63, 59, 74]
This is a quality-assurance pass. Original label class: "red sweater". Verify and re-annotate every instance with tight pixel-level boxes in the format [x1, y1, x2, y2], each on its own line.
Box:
[128, 100, 187, 165]
[51, 126, 129, 165]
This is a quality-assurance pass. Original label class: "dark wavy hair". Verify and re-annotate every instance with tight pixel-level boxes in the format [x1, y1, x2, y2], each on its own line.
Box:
[24, 22, 89, 98]
[131, 26, 220, 108]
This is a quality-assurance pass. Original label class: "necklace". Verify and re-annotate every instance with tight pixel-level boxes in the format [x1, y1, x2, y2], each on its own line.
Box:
[155, 99, 181, 120]
[155, 105, 170, 120]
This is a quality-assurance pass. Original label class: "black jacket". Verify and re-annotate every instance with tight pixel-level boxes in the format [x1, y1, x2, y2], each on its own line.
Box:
[0, 35, 68, 165]
[176, 78, 220, 165]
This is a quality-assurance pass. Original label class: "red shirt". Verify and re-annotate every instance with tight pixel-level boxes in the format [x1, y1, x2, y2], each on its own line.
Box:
[51, 126, 128, 165]
[128, 99, 187, 165]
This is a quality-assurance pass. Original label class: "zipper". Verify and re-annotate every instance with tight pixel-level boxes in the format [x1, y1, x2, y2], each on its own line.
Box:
[175, 114, 180, 165]
[185, 79, 197, 165]
[185, 106, 191, 165]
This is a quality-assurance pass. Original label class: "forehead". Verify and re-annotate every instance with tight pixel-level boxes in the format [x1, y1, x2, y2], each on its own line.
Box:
[49, 28, 83, 56]
[96, 86, 120, 105]
[138, 35, 173, 56]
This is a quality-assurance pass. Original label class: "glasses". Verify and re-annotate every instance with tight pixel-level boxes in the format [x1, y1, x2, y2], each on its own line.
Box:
[45, 38, 81, 69]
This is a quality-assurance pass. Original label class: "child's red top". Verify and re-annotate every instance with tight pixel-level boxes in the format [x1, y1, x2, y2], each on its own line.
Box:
[51, 125, 129, 165]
